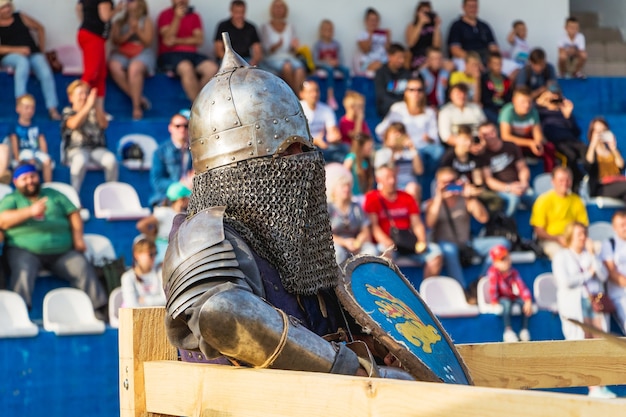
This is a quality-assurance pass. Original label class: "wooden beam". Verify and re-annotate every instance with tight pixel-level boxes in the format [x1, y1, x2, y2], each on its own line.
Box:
[119, 307, 177, 417]
[457, 339, 626, 389]
[143, 360, 626, 417]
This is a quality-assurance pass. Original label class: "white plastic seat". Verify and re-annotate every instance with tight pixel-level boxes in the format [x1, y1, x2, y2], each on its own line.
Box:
[534, 273, 558, 313]
[0, 290, 39, 338]
[419, 276, 480, 318]
[43, 288, 105, 335]
[476, 276, 538, 315]
[42, 181, 90, 221]
[579, 175, 625, 208]
[0, 183, 12, 201]
[588, 221, 614, 242]
[56, 44, 83, 75]
[94, 181, 151, 220]
[83, 233, 117, 267]
[533, 173, 553, 195]
[117, 133, 158, 170]
[108, 287, 123, 328]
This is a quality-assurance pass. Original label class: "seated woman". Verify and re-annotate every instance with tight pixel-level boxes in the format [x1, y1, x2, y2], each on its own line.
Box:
[108, 0, 155, 120]
[260, 0, 305, 92]
[121, 238, 166, 308]
[60, 80, 118, 193]
[585, 117, 626, 202]
[355, 7, 390, 77]
[0, 2, 60, 119]
[327, 170, 378, 265]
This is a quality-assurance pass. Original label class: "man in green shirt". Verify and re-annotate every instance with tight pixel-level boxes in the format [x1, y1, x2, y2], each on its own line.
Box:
[0, 164, 106, 314]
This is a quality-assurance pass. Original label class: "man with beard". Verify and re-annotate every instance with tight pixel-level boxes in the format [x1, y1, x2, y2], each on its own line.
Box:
[162, 34, 412, 378]
[0, 164, 107, 315]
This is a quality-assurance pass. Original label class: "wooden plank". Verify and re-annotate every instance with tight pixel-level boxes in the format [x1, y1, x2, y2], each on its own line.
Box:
[143, 361, 626, 417]
[457, 338, 626, 389]
[119, 307, 177, 417]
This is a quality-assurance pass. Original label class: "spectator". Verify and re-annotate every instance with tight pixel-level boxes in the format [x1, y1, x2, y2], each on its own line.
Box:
[439, 126, 503, 214]
[157, 0, 218, 102]
[530, 166, 588, 259]
[536, 84, 586, 192]
[108, 0, 155, 121]
[327, 171, 377, 264]
[312, 19, 350, 110]
[137, 181, 190, 267]
[364, 164, 443, 277]
[343, 134, 374, 200]
[437, 82, 486, 147]
[120, 238, 166, 308]
[424, 166, 509, 288]
[0, 1, 60, 120]
[214, 0, 262, 66]
[584, 117, 626, 202]
[61, 80, 118, 193]
[419, 47, 449, 108]
[486, 244, 533, 342]
[449, 51, 482, 103]
[499, 86, 555, 173]
[355, 7, 390, 77]
[76, 0, 122, 116]
[149, 113, 192, 206]
[0, 145, 10, 184]
[299, 80, 345, 164]
[374, 43, 411, 118]
[447, 0, 519, 76]
[478, 121, 535, 217]
[0, 164, 107, 316]
[515, 48, 558, 101]
[552, 221, 616, 399]
[480, 52, 513, 123]
[374, 122, 423, 202]
[8, 94, 53, 183]
[507, 20, 530, 66]
[601, 211, 626, 334]
[405, 1, 442, 71]
[558, 17, 587, 79]
[376, 77, 442, 182]
[260, 0, 305, 93]
[339, 90, 371, 146]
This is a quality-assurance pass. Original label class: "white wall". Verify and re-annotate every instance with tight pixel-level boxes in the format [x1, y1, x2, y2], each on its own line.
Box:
[19, 0, 568, 65]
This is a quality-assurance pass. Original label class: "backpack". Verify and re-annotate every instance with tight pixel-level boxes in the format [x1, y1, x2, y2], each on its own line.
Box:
[484, 212, 521, 249]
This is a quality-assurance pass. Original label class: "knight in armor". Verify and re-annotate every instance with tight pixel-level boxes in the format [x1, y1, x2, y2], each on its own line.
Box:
[163, 33, 409, 377]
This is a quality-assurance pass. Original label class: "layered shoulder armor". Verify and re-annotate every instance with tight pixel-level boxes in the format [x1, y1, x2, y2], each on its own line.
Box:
[163, 207, 247, 319]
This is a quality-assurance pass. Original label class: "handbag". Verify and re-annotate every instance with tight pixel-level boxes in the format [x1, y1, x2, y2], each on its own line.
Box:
[117, 41, 143, 59]
[589, 292, 616, 314]
[45, 50, 63, 73]
[378, 196, 418, 255]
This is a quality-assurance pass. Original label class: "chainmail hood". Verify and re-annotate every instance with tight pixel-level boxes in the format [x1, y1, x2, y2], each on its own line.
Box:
[187, 150, 340, 295]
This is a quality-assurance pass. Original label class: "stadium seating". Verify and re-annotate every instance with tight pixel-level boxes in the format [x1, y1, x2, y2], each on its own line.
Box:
[533, 273, 558, 313]
[43, 288, 106, 335]
[419, 276, 480, 318]
[83, 233, 117, 266]
[42, 181, 90, 221]
[0, 290, 38, 338]
[93, 181, 150, 220]
[108, 287, 123, 329]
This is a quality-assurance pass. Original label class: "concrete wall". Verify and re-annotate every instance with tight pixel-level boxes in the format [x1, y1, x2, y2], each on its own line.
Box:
[571, 0, 626, 37]
[19, 0, 568, 65]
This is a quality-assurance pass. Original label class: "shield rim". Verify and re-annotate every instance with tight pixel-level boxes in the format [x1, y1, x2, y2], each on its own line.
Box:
[336, 254, 474, 384]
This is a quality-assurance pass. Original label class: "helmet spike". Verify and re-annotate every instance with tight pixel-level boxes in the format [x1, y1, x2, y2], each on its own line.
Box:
[220, 32, 249, 71]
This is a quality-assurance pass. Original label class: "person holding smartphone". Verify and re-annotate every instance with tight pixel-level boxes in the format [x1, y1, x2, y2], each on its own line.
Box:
[585, 117, 626, 202]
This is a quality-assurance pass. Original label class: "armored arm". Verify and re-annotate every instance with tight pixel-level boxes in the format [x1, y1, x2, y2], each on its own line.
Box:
[163, 207, 361, 375]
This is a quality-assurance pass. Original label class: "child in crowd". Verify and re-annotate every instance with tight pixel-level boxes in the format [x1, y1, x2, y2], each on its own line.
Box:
[419, 47, 449, 109]
[343, 133, 375, 202]
[8, 94, 53, 183]
[558, 17, 587, 79]
[374, 122, 423, 202]
[480, 52, 513, 124]
[507, 20, 530, 66]
[486, 245, 533, 342]
[356, 7, 390, 77]
[136, 181, 191, 267]
[120, 238, 166, 308]
[313, 19, 350, 111]
[449, 52, 482, 103]
[339, 90, 372, 146]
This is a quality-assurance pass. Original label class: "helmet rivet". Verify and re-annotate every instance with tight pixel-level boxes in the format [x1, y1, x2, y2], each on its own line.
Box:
[258, 140, 262, 144]
[266, 148, 270, 152]
[255, 124, 260, 129]
[211, 101, 215, 105]
[274, 134, 278, 139]
[200, 140, 204, 145]
[278, 147, 283, 152]
[212, 127, 216, 132]
[247, 141, 252, 146]
[285, 117, 289, 122]
[215, 135, 219, 139]
[249, 151, 254, 155]
[273, 119, 277, 124]
[234, 120, 239, 125]
[231, 156, 235, 160]
[227, 97, 231, 101]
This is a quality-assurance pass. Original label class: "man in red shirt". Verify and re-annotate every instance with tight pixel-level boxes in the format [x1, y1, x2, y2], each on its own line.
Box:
[363, 164, 442, 278]
[157, 0, 218, 101]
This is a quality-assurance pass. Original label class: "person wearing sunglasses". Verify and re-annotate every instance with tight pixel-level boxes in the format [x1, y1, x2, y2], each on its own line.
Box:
[149, 112, 193, 206]
[121, 238, 166, 307]
[376, 77, 442, 195]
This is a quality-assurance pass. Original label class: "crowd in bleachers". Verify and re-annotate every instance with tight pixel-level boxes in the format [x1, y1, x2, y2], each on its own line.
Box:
[1, 0, 626, 379]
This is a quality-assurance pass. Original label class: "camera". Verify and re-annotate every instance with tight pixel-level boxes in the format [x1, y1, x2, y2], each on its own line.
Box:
[601, 131, 615, 143]
[427, 12, 436, 22]
[444, 183, 464, 194]
[549, 95, 563, 104]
